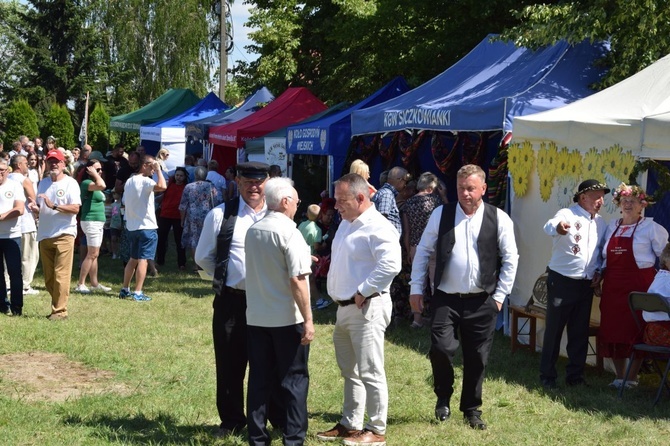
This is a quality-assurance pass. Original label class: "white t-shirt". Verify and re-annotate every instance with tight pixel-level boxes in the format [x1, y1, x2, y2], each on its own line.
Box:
[122, 174, 158, 231]
[0, 178, 26, 238]
[8, 172, 36, 234]
[36, 175, 81, 241]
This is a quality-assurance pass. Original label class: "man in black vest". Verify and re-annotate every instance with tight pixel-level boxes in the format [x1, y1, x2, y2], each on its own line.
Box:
[194, 161, 270, 438]
[409, 164, 518, 430]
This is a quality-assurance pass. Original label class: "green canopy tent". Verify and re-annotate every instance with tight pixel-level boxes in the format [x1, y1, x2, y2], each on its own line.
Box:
[110, 89, 200, 133]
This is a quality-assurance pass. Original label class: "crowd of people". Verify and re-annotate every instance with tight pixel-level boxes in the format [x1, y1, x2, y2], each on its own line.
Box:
[3, 133, 670, 445]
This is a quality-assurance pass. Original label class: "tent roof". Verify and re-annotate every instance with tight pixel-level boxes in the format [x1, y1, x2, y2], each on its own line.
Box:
[185, 87, 275, 140]
[209, 87, 327, 148]
[245, 102, 351, 154]
[110, 89, 201, 133]
[287, 77, 410, 156]
[351, 35, 607, 136]
[513, 52, 670, 159]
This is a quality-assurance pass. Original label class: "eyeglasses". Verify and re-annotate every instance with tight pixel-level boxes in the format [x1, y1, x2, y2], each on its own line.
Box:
[96, 168, 103, 173]
[287, 196, 301, 206]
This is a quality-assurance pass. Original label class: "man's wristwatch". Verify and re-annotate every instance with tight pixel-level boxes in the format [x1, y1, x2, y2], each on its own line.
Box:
[52, 204, 58, 211]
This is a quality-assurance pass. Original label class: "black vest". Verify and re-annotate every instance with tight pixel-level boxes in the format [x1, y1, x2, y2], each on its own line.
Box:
[433, 202, 500, 295]
[212, 197, 240, 297]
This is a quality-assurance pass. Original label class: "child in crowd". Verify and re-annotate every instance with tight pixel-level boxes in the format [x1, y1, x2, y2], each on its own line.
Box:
[109, 192, 123, 259]
[298, 204, 322, 309]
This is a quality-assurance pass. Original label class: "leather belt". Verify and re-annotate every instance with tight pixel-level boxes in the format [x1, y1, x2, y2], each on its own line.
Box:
[335, 292, 381, 307]
[445, 291, 488, 299]
[224, 286, 246, 296]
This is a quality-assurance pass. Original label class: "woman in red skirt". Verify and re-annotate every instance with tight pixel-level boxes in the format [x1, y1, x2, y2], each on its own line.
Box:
[599, 183, 668, 389]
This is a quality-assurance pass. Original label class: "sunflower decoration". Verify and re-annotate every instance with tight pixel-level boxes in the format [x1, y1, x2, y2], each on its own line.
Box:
[603, 145, 623, 178]
[508, 141, 535, 197]
[555, 147, 570, 178]
[567, 150, 582, 180]
[546, 142, 559, 179]
[539, 175, 554, 201]
[536, 143, 548, 175]
[556, 176, 578, 209]
[581, 147, 605, 182]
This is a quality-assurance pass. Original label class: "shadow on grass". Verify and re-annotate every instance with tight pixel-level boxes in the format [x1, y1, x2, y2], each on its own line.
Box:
[62, 412, 238, 445]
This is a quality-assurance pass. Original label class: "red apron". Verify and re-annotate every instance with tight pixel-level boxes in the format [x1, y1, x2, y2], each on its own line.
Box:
[599, 219, 656, 352]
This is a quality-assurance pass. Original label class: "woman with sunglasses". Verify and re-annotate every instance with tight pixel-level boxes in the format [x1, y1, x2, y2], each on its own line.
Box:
[75, 159, 112, 294]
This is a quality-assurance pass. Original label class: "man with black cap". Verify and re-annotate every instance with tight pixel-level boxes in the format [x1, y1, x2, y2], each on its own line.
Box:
[540, 179, 609, 388]
[195, 161, 273, 438]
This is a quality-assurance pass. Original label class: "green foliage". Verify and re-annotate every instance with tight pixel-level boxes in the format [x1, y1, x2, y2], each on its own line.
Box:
[43, 104, 75, 149]
[88, 103, 111, 153]
[501, 1, 670, 88]
[3, 100, 39, 147]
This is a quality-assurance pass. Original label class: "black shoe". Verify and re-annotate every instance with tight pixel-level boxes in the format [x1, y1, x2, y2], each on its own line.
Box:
[464, 414, 487, 430]
[541, 377, 557, 389]
[434, 398, 450, 421]
[566, 377, 589, 387]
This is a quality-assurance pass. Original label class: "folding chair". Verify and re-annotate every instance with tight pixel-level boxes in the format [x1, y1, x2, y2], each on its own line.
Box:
[618, 292, 670, 405]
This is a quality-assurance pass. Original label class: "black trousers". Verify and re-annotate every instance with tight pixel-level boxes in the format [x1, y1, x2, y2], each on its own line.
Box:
[213, 289, 248, 431]
[429, 290, 498, 416]
[247, 324, 309, 446]
[540, 269, 594, 383]
[156, 216, 186, 267]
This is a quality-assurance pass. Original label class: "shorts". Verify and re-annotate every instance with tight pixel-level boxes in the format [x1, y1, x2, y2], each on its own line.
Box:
[80, 220, 105, 247]
[127, 229, 158, 260]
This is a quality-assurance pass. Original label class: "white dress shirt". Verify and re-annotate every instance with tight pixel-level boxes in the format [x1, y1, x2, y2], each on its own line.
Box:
[194, 198, 267, 290]
[544, 203, 607, 280]
[409, 203, 518, 304]
[327, 205, 401, 301]
[644, 269, 670, 322]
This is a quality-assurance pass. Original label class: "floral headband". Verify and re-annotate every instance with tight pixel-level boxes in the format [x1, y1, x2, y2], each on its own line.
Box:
[612, 182, 653, 207]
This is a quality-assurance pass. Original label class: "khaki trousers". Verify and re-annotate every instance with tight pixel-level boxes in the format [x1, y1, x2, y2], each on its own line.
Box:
[21, 231, 39, 289]
[40, 234, 75, 315]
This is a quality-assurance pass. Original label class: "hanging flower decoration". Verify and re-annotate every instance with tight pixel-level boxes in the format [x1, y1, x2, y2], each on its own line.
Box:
[546, 142, 559, 176]
[555, 147, 570, 178]
[556, 176, 578, 209]
[619, 149, 636, 181]
[581, 147, 604, 182]
[604, 145, 622, 178]
[567, 150, 582, 180]
[629, 159, 670, 204]
[611, 182, 654, 207]
[536, 142, 558, 201]
[536, 143, 548, 174]
[507, 141, 534, 197]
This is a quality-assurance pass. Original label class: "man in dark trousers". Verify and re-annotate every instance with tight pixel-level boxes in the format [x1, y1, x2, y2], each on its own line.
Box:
[409, 164, 518, 430]
[195, 161, 271, 438]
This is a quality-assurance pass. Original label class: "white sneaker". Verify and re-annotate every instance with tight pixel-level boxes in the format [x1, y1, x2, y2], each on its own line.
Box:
[23, 287, 40, 295]
[608, 379, 623, 389]
[75, 284, 91, 294]
[624, 380, 639, 389]
[89, 284, 112, 293]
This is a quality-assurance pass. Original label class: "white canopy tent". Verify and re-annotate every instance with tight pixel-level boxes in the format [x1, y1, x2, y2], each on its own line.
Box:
[510, 52, 670, 312]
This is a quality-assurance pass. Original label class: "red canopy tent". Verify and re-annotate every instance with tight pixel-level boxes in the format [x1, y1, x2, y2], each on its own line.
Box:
[208, 87, 327, 168]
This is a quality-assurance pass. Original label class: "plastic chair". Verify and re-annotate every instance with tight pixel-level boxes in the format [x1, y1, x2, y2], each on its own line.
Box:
[618, 292, 670, 405]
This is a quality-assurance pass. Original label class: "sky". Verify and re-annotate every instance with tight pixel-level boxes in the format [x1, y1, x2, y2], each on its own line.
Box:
[228, 1, 258, 66]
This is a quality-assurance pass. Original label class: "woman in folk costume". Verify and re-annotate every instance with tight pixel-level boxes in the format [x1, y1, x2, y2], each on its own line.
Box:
[599, 183, 668, 389]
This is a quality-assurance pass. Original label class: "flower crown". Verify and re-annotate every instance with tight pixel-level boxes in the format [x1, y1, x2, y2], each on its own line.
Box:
[612, 182, 654, 207]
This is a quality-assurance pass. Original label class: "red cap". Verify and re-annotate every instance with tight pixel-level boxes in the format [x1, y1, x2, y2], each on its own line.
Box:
[46, 150, 65, 162]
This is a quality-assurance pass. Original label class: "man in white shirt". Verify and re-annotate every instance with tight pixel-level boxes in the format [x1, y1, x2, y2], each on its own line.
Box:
[245, 177, 314, 446]
[409, 164, 518, 430]
[119, 155, 166, 301]
[0, 159, 26, 316]
[194, 161, 272, 438]
[30, 150, 82, 320]
[316, 173, 401, 446]
[540, 179, 608, 389]
[206, 159, 227, 197]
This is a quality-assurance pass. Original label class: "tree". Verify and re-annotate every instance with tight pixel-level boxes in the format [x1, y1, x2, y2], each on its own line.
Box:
[88, 103, 110, 152]
[501, 1, 670, 89]
[3, 100, 39, 147]
[43, 104, 76, 150]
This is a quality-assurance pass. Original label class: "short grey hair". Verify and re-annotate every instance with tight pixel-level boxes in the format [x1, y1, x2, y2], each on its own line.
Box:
[457, 164, 486, 182]
[334, 173, 369, 198]
[194, 166, 208, 181]
[265, 177, 295, 210]
[417, 172, 438, 192]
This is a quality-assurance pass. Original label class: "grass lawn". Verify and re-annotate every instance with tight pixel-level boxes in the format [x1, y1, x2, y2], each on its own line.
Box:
[1, 251, 670, 445]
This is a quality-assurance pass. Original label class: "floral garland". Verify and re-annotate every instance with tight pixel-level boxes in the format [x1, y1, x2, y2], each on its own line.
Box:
[611, 182, 653, 207]
[507, 141, 534, 197]
[629, 159, 670, 204]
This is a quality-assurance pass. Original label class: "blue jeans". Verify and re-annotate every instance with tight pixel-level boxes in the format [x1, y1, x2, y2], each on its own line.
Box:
[0, 237, 23, 315]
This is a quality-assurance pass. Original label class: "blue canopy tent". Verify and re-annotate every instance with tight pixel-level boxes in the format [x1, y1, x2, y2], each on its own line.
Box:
[185, 87, 275, 142]
[139, 92, 228, 168]
[349, 35, 608, 203]
[286, 76, 410, 184]
[352, 36, 608, 135]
